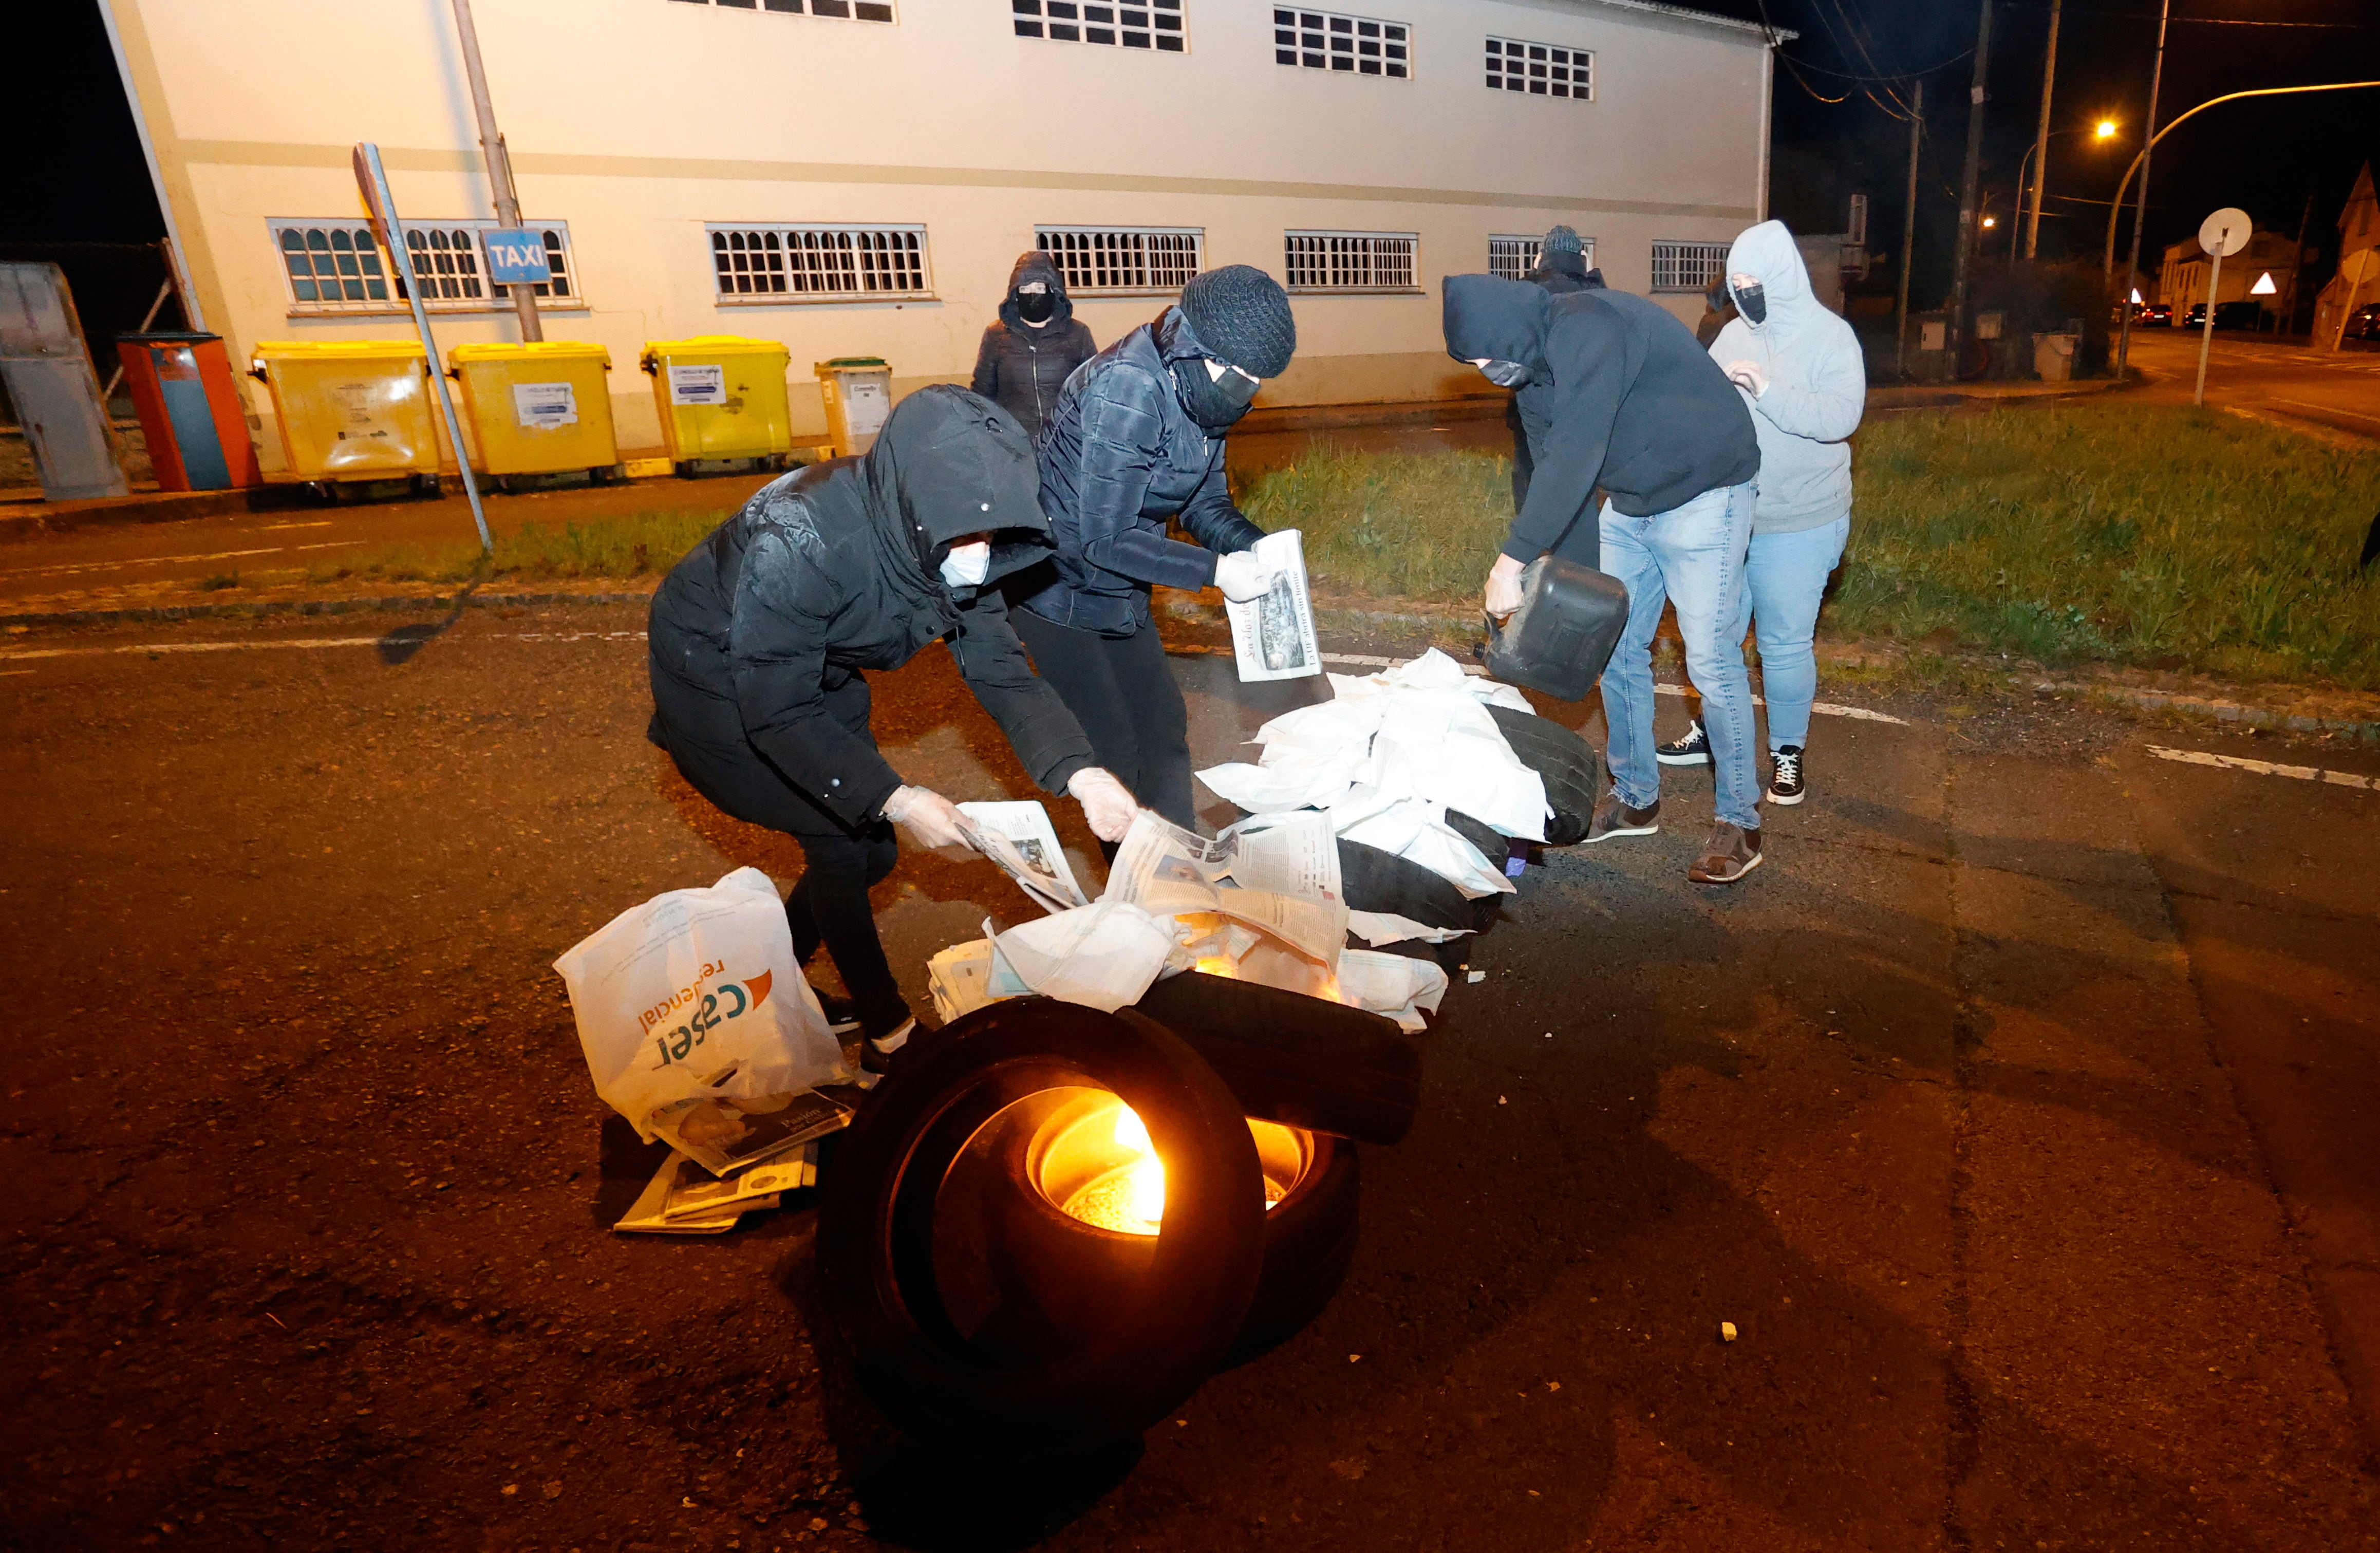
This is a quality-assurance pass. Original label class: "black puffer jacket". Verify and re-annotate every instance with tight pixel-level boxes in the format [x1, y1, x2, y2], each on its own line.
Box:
[648, 386, 1094, 832]
[1446, 274, 1759, 568]
[1015, 305, 1265, 637]
[970, 251, 1097, 441]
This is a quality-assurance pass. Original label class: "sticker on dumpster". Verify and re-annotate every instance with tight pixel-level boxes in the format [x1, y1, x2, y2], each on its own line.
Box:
[842, 378, 891, 438]
[513, 381, 578, 430]
[669, 364, 727, 406]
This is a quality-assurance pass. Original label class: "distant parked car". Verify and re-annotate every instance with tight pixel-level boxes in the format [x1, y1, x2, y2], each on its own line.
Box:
[2344, 303, 2380, 342]
[2141, 303, 2172, 327]
[2185, 301, 2266, 331]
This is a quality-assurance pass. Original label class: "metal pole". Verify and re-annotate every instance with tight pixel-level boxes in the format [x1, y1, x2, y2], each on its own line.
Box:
[2287, 191, 2314, 338]
[2011, 146, 2031, 263]
[2026, 0, 2060, 263]
[2193, 245, 2223, 405]
[1948, 0, 1996, 373]
[1896, 79, 1923, 379]
[98, 277, 175, 403]
[2114, 0, 2171, 379]
[448, 0, 543, 344]
[354, 142, 494, 554]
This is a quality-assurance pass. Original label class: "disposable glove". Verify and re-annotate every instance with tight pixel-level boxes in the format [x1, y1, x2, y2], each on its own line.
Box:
[1484, 554, 1528, 621]
[1066, 766, 1140, 843]
[1213, 549, 1276, 603]
[1723, 360, 1769, 398]
[882, 784, 971, 849]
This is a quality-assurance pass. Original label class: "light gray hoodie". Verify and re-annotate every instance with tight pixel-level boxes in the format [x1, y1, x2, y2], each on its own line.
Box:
[1707, 220, 1866, 534]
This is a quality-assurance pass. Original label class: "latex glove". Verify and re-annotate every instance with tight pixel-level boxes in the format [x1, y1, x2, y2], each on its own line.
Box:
[1724, 360, 1769, 398]
[1484, 554, 1528, 621]
[881, 784, 970, 850]
[1213, 549, 1276, 603]
[1066, 766, 1140, 843]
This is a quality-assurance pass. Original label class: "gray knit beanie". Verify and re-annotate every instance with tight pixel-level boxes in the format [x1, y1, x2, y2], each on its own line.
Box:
[1179, 265, 1298, 379]
[1543, 224, 1584, 258]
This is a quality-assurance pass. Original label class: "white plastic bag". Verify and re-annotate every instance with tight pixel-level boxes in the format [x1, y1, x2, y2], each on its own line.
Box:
[553, 867, 852, 1141]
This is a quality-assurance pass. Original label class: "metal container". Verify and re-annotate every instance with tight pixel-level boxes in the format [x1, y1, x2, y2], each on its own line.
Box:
[638, 335, 793, 473]
[248, 339, 440, 484]
[116, 332, 260, 491]
[0, 261, 128, 500]
[447, 340, 618, 478]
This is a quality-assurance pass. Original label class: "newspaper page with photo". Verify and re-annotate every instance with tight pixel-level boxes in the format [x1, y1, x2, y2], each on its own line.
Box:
[1225, 528, 1322, 683]
[955, 800, 1090, 914]
[1102, 811, 1346, 966]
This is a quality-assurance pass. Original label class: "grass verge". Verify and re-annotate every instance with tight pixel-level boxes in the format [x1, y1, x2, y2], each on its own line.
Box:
[302, 508, 730, 588]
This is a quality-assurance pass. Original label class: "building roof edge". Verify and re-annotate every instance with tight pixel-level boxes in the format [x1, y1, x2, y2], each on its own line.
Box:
[1548, 0, 1795, 44]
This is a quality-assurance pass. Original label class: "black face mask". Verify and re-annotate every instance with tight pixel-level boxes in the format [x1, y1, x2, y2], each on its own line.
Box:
[1477, 359, 1532, 389]
[1732, 280, 1768, 326]
[1171, 358, 1260, 433]
[1015, 290, 1056, 325]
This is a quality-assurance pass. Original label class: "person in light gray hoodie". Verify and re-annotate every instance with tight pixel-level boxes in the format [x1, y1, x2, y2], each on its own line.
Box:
[1661, 220, 1866, 807]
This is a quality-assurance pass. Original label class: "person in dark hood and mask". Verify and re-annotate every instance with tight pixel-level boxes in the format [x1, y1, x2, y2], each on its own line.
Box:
[1444, 272, 1768, 885]
[971, 250, 1098, 441]
[647, 386, 1140, 1068]
[1013, 264, 1299, 834]
[1659, 221, 1866, 808]
[1508, 224, 1606, 512]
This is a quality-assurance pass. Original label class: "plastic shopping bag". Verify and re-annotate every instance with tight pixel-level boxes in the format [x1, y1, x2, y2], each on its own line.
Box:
[553, 867, 852, 1142]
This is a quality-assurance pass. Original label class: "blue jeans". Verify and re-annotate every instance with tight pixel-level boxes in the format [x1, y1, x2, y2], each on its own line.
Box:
[1736, 516, 1850, 753]
[1599, 481, 1760, 831]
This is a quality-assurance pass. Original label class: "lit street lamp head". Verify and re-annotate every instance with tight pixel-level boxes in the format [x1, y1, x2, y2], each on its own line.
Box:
[2096, 118, 2119, 140]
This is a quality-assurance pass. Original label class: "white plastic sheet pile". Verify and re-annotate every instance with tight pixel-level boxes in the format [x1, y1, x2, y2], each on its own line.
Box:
[1196, 649, 1549, 900]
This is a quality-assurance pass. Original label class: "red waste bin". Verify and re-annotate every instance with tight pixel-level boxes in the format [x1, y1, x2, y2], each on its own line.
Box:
[117, 332, 261, 491]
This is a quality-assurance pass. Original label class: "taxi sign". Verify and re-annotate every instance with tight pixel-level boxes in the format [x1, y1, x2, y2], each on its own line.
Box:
[483, 229, 553, 286]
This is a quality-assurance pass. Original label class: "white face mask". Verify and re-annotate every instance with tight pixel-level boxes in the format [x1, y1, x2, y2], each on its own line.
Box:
[938, 540, 991, 590]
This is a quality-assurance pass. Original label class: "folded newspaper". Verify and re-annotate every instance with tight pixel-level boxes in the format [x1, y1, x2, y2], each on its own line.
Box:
[1226, 528, 1322, 684]
[646, 1088, 850, 1177]
[955, 800, 1089, 915]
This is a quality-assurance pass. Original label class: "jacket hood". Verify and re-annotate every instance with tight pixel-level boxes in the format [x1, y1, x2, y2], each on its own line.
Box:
[1442, 274, 1552, 378]
[1542, 247, 1589, 281]
[860, 385, 1054, 588]
[1725, 220, 1816, 330]
[998, 250, 1075, 331]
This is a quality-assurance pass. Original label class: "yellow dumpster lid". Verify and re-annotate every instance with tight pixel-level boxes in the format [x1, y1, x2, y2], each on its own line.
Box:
[250, 339, 427, 360]
[449, 340, 612, 366]
[640, 335, 790, 358]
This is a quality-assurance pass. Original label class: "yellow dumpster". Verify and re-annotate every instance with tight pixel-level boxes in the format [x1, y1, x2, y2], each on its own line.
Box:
[816, 356, 893, 458]
[447, 340, 620, 484]
[248, 339, 440, 491]
[638, 335, 793, 474]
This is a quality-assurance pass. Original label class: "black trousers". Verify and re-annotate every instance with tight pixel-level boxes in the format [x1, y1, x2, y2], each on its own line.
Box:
[1506, 396, 1534, 514]
[1011, 609, 1197, 831]
[649, 672, 912, 1039]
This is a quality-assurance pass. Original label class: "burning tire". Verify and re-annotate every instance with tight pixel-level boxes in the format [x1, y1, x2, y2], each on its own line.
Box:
[816, 999, 1267, 1456]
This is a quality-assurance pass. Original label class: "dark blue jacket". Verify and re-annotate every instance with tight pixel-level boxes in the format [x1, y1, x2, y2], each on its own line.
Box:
[1015, 306, 1265, 637]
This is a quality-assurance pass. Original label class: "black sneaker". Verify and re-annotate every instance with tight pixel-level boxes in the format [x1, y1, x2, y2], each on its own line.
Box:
[815, 991, 864, 1036]
[859, 1017, 917, 1075]
[1656, 719, 1712, 766]
[1767, 745, 1806, 807]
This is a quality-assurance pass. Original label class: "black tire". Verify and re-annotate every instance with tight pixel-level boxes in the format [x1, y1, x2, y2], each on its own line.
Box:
[1339, 837, 1471, 932]
[1133, 971, 1420, 1146]
[816, 999, 1265, 1457]
[1225, 1133, 1360, 1364]
[1487, 704, 1600, 845]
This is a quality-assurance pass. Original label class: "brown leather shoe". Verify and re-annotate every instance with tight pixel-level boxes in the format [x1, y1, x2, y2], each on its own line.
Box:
[1582, 790, 1661, 844]
[1688, 821, 1764, 884]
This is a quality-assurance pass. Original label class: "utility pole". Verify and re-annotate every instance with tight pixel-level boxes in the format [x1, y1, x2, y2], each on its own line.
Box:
[2286, 190, 2314, 337]
[449, 0, 543, 343]
[2114, 0, 2171, 379]
[1896, 79, 1923, 379]
[2025, 0, 2060, 262]
[1947, 0, 1996, 371]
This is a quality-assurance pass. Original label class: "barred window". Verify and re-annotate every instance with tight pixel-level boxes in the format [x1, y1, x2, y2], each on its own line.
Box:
[1285, 231, 1417, 292]
[269, 218, 575, 314]
[1275, 8, 1408, 77]
[1035, 227, 1203, 294]
[272, 223, 391, 311]
[1650, 240, 1730, 294]
[671, 0, 896, 21]
[1013, 0, 1184, 49]
[707, 224, 930, 301]
[1485, 36, 1590, 99]
[1489, 233, 1594, 279]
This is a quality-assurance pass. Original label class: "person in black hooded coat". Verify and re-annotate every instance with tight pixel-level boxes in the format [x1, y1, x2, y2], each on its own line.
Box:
[647, 386, 1140, 1062]
[1507, 224, 1605, 512]
[971, 251, 1097, 441]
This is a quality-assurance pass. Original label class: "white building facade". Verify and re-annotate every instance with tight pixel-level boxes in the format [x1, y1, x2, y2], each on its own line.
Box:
[101, 0, 1777, 466]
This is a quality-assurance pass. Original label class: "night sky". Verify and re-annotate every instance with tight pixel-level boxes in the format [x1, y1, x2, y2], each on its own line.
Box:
[8, 1, 2375, 297]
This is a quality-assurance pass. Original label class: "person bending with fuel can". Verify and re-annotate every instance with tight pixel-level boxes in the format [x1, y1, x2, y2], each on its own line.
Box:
[1011, 265, 1300, 832]
[647, 387, 1139, 1069]
[1443, 272, 1767, 884]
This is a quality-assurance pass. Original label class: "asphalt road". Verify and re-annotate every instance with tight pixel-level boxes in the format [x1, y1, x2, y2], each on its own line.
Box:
[3, 603, 2375, 1551]
[2124, 328, 2380, 441]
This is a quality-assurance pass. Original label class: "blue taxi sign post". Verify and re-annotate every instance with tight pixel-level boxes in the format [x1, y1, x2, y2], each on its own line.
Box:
[482, 230, 552, 287]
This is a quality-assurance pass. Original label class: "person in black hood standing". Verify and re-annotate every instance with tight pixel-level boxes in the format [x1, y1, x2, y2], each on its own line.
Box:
[971, 250, 1097, 441]
[647, 386, 1140, 1066]
[1444, 272, 1768, 885]
[1013, 264, 1299, 833]
[1508, 224, 1605, 512]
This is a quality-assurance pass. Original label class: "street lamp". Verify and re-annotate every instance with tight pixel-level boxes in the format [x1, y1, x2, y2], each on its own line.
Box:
[2013, 118, 2120, 262]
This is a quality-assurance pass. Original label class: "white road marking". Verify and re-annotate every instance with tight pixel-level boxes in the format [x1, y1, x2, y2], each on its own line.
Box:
[0, 637, 383, 661]
[2270, 397, 2380, 426]
[0, 539, 366, 581]
[2146, 744, 2376, 792]
[1652, 680, 1908, 725]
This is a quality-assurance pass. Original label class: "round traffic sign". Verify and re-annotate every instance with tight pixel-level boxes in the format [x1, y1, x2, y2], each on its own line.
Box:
[2198, 208, 2251, 258]
[2341, 247, 2380, 286]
